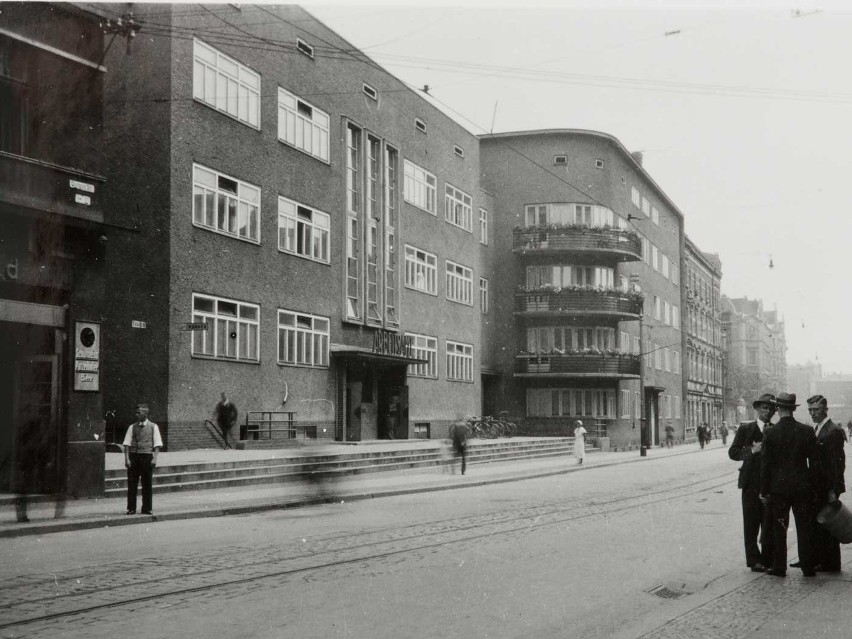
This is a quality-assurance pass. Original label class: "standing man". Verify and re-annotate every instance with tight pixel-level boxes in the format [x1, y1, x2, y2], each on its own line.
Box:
[728, 393, 776, 572]
[214, 392, 238, 449]
[122, 403, 163, 515]
[448, 420, 469, 475]
[720, 421, 729, 446]
[760, 392, 821, 577]
[802, 395, 845, 572]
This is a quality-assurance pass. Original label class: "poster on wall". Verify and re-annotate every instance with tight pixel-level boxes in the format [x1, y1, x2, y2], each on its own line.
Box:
[74, 321, 100, 391]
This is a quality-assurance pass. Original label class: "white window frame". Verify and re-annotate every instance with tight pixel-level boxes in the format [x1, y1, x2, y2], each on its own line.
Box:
[642, 196, 651, 216]
[446, 260, 473, 306]
[277, 87, 330, 163]
[479, 208, 488, 245]
[664, 300, 671, 326]
[277, 309, 329, 368]
[480, 277, 489, 314]
[191, 293, 260, 362]
[192, 163, 260, 243]
[403, 159, 436, 214]
[654, 295, 661, 321]
[408, 333, 438, 378]
[651, 245, 659, 272]
[446, 340, 473, 382]
[652, 206, 660, 225]
[662, 254, 670, 279]
[634, 391, 641, 419]
[404, 245, 437, 295]
[621, 389, 631, 418]
[675, 395, 682, 419]
[193, 39, 260, 129]
[444, 183, 473, 232]
[631, 186, 641, 208]
[278, 196, 330, 263]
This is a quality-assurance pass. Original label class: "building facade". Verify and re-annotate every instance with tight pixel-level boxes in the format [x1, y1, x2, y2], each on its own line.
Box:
[721, 296, 787, 424]
[0, 2, 109, 496]
[684, 238, 723, 438]
[479, 132, 686, 449]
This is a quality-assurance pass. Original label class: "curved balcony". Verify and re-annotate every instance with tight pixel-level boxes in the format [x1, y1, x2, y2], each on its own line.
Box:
[513, 225, 642, 261]
[514, 352, 641, 379]
[515, 287, 643, 319]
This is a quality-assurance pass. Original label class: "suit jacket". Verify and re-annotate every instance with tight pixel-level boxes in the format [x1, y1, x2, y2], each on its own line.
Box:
[815, 419, 846, 496]
[760, 416, 821, 499]
[729, 421, 768, 490]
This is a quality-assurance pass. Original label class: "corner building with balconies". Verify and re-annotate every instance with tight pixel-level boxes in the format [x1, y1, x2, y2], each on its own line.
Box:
[480, 131, 686, 449]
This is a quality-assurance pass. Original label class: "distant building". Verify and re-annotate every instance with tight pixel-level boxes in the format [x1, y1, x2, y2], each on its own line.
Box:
[788, 362, 852, 426]
[684, 238, 723, 439]
[722, 296, 787, 424]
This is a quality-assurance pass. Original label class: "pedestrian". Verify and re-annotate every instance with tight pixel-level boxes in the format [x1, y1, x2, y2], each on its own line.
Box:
[664, 421, 674, 448]
[728, 393, 776, 572]
[448, 420, 469, 475]
[573, 420, 587, 465]
[721, 421, 728, 446]
[760, 392, 821, 577]
[12, 418, 41, 523]
[214, 392, 238, 449]
[697, 423, 706, 449]
[122, 403, 163, 515]
[797, 395, 845, 573]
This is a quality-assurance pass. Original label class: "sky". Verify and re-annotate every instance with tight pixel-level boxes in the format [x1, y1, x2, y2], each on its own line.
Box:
[289, 0, 852, 374]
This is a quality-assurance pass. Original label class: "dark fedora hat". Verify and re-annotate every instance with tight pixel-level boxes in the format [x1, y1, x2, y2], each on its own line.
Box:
[775, 392, 799, 408]
[752, 393, 776, 409]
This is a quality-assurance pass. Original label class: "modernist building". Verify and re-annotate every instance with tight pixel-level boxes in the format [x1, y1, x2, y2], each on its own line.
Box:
[99, 4, 486, 447]
[721, 296, 787, 424]
[0, 3, 110, 496]
[684, 237, 723, 438]
[479, 132, 686, 449]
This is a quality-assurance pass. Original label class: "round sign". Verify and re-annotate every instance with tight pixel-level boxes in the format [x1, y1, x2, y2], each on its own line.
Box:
[80, 327, 96, 348]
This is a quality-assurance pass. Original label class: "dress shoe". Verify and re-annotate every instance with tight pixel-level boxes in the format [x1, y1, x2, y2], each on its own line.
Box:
[125, 509, 136, 515]
[750, 563, 767, 572]
[766, 569, 786, 577]
[140, 510, 152, 515]
[789, 561, 802, 568]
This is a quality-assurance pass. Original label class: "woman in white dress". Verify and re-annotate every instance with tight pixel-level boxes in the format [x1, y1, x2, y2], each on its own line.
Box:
[573, 420, 587, 465]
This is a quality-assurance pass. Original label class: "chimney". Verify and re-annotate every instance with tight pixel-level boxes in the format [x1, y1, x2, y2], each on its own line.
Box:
[630, 151, 644, 166]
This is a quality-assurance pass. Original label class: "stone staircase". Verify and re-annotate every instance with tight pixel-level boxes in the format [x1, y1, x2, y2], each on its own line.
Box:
[103, 437, 581, 498]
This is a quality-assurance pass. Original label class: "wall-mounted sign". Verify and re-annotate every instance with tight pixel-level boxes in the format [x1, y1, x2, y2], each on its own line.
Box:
[69, 179, 95, 193]
[74, 194, 92, 206]
[74, 321, 100, 392]
[180, 322, 209, 331]
[131, 320, 147, 329]
[372, 329, 413, 358]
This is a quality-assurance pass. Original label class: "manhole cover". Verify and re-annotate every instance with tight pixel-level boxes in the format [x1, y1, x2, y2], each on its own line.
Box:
[645, 584, 690, 600]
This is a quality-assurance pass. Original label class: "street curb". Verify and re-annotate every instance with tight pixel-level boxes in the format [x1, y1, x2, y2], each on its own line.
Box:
[0, 444, 711, 539]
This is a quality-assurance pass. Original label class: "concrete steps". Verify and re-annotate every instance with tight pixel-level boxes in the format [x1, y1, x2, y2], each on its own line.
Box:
[103, 438, 582, 498]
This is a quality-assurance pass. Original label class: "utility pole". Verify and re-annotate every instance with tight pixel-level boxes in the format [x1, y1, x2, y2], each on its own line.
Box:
[100, 10, 141, 62]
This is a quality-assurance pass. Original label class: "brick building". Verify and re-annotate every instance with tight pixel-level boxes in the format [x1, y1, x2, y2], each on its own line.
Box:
[479, 131, 686, 449]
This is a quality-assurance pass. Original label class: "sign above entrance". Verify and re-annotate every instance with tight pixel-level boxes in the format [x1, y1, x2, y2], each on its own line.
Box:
[372, 330, 413, 358]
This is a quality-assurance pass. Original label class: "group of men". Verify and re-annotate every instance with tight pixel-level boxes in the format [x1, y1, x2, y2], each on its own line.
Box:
[729, 392, 847, 577]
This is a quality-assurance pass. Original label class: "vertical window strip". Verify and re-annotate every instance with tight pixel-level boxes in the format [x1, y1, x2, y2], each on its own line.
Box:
[384, 146, 399, 326]
[345, 124, 362, 320]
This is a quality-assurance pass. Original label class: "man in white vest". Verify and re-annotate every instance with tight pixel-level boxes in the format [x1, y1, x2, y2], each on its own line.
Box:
[122, 403, 163, 515]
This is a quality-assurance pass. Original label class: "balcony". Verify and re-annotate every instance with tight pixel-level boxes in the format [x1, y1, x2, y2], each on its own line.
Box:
[515, 352, 641, 379]
[515, 287, 643, 319]
[0, 151, 105, 224]
[513, 225, 642, 261]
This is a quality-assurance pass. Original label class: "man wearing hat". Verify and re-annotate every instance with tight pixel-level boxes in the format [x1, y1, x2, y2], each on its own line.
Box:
[728, 393, 776, 572]
[122, 403, 163, 515]
[798, 394, 845, 572]
[759, 392, 821, 577]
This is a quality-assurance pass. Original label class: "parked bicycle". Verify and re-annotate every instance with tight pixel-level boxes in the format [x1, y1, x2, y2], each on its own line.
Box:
[461, 415, 518, 439]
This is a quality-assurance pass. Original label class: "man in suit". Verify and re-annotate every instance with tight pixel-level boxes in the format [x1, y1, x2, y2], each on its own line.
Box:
[800, 394, 845, 572]
[729, 393, 776, 572]
[760, 392, 821, 577]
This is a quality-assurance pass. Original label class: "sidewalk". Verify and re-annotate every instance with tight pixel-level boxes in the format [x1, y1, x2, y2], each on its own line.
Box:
[1, 439, 725, 539]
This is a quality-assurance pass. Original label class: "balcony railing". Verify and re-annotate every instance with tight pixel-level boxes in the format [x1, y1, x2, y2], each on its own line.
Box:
[515, 287, 643, 318]
[513, 225, 642, 260]
[514, 352, 641, 378]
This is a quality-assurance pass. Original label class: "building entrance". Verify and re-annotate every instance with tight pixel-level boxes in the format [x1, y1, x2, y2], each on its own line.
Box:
[343, 362, 408, 441]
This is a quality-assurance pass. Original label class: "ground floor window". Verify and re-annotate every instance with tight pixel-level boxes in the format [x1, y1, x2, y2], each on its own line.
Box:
[407, 333, 437, 378]
[192, 293, 259, 362]
[446, 340, 473, 382]
[526, 388, 616, 418]
[277, 309, 329, 367]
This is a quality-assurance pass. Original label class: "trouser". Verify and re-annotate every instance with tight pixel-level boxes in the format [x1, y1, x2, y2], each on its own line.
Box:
[742, 488, 773, 566]
[769, 494, 813, 573]
[127, 453, 154, 512]
[811, 496, 841, 569]
[453, 442, 467, 474]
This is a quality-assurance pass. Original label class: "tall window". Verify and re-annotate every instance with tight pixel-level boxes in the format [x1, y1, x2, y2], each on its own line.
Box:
[277, 309, 329, 367]
[445, 183, 473, 231]
[404, 245, 437, 294]
[192, 164, 260, 242]
[480, 277, 489, 313]
[651, 245, 659, 272]
[278, 197, 329, 263]
[479, 208, 488, 244]
[653, 295, 661, 321]
[526, 388, 616, 417]
[446, 341, 473, 382]
[621, 389, 631, 418]
[193, 39, 260, 128]
[366, 220, 381, 324]
[345, 124, 362, 320]
[384, 146, 399, 327]
[407, 333, 437, 378]
[523, 203, 614, 227]
[277, 87, 329, 162]
[446, 261, 473, 305]
[631, 187, 641, 208]
[191, 293, 259, 362]
[525, 265, 614, 289]
[403, 159, 436, 214]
